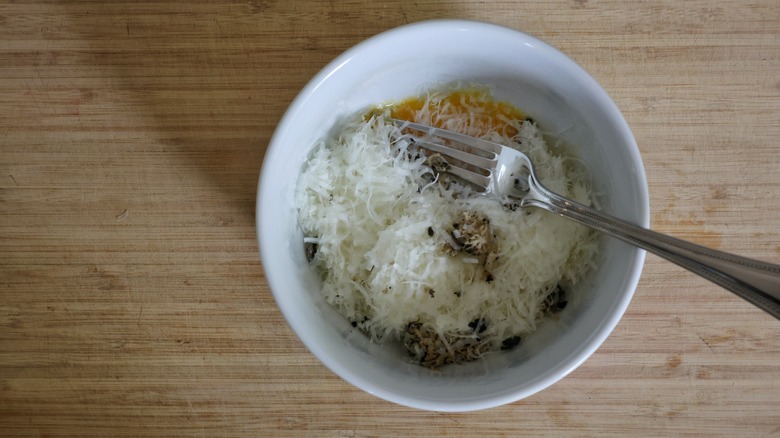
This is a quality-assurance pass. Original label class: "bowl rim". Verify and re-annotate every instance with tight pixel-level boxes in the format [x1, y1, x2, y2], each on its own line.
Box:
[257, 19, 649, 411]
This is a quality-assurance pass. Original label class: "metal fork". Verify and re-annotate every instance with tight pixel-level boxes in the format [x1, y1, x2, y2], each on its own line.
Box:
[392, 119, 780, 320]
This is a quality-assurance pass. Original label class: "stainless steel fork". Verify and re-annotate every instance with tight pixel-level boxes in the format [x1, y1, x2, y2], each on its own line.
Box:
[392, 119, 780, 320]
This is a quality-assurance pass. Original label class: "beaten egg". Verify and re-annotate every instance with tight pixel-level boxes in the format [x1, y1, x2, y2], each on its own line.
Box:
[388, 88, 527, 138]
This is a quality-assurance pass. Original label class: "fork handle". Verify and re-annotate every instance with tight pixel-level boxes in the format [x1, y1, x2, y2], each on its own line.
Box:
[523, 189, 780, 320]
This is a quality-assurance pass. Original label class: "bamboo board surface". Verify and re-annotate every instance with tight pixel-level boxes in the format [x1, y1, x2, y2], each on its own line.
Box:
[1, 1, 779, 436]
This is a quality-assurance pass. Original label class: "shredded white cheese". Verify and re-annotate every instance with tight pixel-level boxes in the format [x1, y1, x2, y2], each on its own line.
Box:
[295, 91, 599, 367]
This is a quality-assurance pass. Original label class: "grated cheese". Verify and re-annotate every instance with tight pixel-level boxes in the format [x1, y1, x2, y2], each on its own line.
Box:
[294, 88, 599, 368]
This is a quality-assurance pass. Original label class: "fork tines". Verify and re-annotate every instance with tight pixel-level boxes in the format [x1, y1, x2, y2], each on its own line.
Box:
[392, 119, 498, 190]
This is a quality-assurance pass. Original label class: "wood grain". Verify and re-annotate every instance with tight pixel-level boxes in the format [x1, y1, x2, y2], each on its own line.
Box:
[1, 0, 778, 436]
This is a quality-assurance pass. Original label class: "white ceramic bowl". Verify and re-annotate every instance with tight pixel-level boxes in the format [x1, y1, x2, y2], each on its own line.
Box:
[257, 20, 649, 412]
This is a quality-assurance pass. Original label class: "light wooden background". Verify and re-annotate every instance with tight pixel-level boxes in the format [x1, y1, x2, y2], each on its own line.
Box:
[1, 0, 779, 436]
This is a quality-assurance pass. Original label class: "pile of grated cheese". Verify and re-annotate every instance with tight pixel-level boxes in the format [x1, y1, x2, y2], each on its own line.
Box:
[294, 89, 599, 368]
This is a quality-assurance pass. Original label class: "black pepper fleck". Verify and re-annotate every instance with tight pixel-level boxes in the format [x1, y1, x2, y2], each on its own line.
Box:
[427, 226, 434, 237]
[501, 336, 522, 351]
[545, 285, 569, 314]
[304, 242, 318, 263]
[468, 319, 487, 334]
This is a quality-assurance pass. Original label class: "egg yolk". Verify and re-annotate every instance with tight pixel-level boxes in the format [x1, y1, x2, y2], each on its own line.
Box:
[388, 89, 526, 137]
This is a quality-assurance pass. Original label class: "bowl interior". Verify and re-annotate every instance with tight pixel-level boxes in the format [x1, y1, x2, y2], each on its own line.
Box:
[258, 20, 648, 411]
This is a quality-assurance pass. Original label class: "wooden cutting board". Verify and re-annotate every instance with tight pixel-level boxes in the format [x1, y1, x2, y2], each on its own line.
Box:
[1, 0, 778, 435]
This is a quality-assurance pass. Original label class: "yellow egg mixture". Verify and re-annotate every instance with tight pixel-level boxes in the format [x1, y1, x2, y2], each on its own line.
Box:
[387, 88, 527, 138]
